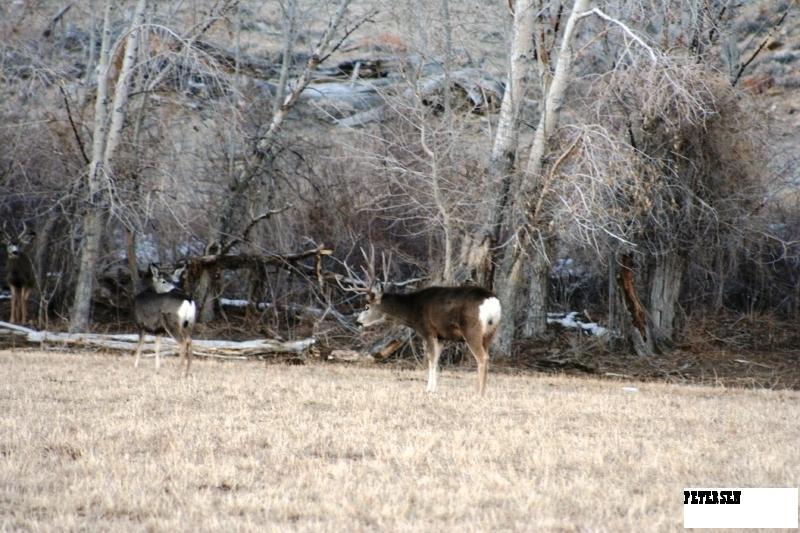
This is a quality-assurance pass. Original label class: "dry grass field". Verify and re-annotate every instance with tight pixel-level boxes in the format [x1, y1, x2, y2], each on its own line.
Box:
[1, 349, 798, 531]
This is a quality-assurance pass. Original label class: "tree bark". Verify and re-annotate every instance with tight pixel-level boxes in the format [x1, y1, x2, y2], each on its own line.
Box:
[648, 251, 685, 348]
[480, 0, 536, 290]
[521, 249, 549, 337]
[70, 0, 148, 332]
[70, 2, 113, 332]
[618, 253, 654, 356]
[496, 0, 591, 352]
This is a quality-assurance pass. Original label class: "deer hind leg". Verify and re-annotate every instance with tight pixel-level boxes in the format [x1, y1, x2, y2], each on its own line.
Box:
[134, 331, 144, 368]
[464, 330, 489, 396]
[154, 335, 161, 372]
[184, 336, 193, 377]
[425, 336, 442, 393]
[178, 339, 185, 377]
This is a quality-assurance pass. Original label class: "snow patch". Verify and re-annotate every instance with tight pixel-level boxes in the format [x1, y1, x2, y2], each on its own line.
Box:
[546, 311, 609, 337]
[220, 298, 272, 310]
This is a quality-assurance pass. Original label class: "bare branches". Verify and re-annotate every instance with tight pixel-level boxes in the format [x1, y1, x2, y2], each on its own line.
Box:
[220, 205, 293, 256]
[319, 8, 379, 64]
[578, 8, 659, 63]
[554, 59, 765, 263]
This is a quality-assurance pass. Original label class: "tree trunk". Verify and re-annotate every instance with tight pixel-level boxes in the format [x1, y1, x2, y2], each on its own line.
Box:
[495, 0, 591, 353]
[70, 0, 148, 332]
[648, 251, 685, 348]
[618, 253, 654, 356]
[70, 2, 113, 332]
[495, 246, 524, 355]
[479, 0, 535, 289]
[522, 247, 549, 337]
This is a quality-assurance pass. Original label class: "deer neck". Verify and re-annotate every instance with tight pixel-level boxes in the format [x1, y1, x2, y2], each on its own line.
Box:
[377, 293, 418, 327]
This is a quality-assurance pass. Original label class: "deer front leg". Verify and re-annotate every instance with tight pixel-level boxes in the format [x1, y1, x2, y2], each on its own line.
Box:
[425, 336, 441, 393]
[10, 286, 18, 323]
[20, 287, 29, 324]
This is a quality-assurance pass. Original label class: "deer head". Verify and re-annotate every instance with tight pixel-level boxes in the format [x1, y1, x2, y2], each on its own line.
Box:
[149, 264, 179, 294]
[357, 283, 387, 327]
[338, 245, 393, 328]
[3, 221, 35, 258]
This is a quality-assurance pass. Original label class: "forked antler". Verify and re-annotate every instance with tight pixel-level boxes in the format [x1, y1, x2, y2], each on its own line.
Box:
[336, 244, 391, 295]
[1, 221, 32, 243]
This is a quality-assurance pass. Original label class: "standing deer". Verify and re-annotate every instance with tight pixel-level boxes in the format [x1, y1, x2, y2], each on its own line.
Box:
[3, 223, 37, 324]
[351, 250, 501, 395]
[134, 264, 197, 376]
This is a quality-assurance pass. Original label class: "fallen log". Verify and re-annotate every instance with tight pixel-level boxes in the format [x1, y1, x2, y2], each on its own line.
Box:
[0, 321, 315, 360]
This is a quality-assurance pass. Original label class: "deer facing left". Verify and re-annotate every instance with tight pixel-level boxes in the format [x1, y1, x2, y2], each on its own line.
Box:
[345, 247, 501, 395]
[134, 264, 197, 376]
[3, 223, 37, 324]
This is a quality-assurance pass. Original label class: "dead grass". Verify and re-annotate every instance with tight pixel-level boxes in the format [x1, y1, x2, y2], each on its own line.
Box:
[1, 349, 798, 531]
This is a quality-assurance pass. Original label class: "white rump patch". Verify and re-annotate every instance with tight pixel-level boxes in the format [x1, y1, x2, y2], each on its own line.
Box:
[178, 300, 197, 328]
[478, 297, 501, 332]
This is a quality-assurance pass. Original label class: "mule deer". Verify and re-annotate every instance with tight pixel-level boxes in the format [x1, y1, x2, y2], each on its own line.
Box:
[350, 249, 501, 395]
[134, 264, 196, 376]
[3, 223, 36, 324]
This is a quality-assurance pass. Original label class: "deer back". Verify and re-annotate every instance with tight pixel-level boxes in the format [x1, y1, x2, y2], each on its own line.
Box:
[134, 265, 196, 335]
[377, 286, 497, 341]
[134, 288, 194, 334]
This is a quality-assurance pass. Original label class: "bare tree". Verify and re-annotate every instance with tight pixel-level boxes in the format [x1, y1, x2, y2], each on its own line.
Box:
[193, 0, 355, 322]
[71, 0, 148, 332]
[490, 0, 590, 354]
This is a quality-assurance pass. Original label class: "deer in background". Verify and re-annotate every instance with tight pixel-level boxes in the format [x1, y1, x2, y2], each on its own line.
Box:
[349, 249, 502, 395]
[134, 264, 197, 376]
[3, 222, 37, 324]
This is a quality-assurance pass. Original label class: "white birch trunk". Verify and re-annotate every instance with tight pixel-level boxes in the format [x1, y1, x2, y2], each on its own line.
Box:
[70, 0, 148, 332]
[70, 2, 113, 332]
[479, 0, 536, 290]
[497, 0, 591, 353]
[491, 0, 535, 166]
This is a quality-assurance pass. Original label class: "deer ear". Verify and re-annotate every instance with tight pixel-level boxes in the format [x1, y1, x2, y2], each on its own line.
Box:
[149, 264, 159, 277]
[173, 265, 186, 279]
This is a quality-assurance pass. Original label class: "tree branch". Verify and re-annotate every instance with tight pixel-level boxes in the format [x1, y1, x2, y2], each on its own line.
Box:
[732, 5, 792, 86]
[579, 7, 658, 62]
[58, 84, 89, 165]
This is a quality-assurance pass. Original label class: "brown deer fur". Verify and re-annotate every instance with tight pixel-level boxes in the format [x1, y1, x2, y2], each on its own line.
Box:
[358, 286, 501, 395]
